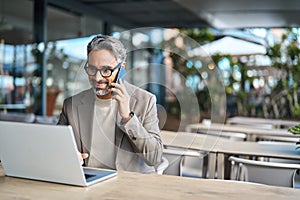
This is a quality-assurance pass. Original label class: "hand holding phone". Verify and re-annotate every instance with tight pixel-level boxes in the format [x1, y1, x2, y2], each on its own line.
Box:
[110, 78, 131, 120]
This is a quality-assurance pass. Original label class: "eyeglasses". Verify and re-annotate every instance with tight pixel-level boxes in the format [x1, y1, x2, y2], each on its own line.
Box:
[84, 62, 121, 77]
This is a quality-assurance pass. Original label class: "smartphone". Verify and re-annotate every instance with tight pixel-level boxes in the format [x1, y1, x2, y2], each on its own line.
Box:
[113, 67, 126, 83]
[111, 67, 126, 95]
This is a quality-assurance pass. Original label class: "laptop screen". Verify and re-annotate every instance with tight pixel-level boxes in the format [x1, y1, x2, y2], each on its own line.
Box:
[0, 121, 116, 186]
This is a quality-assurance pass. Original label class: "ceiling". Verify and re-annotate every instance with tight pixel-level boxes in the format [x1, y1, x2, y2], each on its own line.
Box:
[1, 0, 300, 44]
[50, 0, 300, 29]
[176, 0, 300, 29]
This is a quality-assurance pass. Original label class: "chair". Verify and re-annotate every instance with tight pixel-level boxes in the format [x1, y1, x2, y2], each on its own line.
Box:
[0, 112, 35, 123]
[155, 156, 169, 175]
[229, 156, 300, 188]
[162, 147, 208, 178]
[256, 141, 300, 164]
[161, 147, 186, 176]
[181, 151, 208, 178]
[156, 104, 167, 130]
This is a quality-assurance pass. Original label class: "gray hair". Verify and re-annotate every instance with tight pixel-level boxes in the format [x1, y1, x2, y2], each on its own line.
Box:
[87, 35, 127, 63]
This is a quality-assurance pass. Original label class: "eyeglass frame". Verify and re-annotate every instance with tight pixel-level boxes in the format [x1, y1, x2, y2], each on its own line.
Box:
[84, 62, 122, 77]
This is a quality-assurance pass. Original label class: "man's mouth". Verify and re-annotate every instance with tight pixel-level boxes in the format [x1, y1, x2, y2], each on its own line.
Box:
[95, 81, 109, 90]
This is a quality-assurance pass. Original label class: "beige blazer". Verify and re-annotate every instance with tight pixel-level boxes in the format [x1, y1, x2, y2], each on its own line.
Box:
[57, 82, 163, 173]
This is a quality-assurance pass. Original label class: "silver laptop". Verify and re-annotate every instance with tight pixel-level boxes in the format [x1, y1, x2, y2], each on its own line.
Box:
[0, 121, 117, 186]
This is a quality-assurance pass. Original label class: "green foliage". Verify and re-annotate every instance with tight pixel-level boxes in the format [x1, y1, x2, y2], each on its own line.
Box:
[169, 28, 300, 119]
[287, 41, 300, 62]
[291, 105, 300, 118]
[180, 28, 215, 45]
[167, 28, 216, 113]
[267, 29, 300, 118]
[288, 123, 300, 149]
[288, 124, 300, 135]
[267, 43, 282, 59]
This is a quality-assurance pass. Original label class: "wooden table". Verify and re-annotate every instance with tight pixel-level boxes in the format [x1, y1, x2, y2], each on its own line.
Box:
[185, 123, 298, 141]
[1, 165, 299, 200]
[161, 130, 300, 179]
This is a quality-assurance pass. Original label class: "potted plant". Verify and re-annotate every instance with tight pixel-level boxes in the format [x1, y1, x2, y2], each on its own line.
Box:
[287, 125, 300, 149]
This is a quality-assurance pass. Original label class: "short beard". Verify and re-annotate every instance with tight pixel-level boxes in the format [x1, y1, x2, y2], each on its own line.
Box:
[89, 79, 110, 97]
[94, 88, 110, 96]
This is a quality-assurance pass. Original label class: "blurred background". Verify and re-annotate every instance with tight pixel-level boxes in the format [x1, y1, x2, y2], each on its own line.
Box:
[1, 0, 300, 130]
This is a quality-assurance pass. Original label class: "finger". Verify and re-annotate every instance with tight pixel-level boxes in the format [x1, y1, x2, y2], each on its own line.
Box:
[111, 93, 123, 102]
[111, 87, 124, 97]
[111, 82, 121, 89]
[82, 153, 89, 159]
[114, 82, 128, 95]
[110, 82, 117, 87]
[77, 151, 84, 165]
[110, 83, 123, 94]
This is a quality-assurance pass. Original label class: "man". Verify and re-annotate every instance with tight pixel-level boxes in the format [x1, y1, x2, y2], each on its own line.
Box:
[57, 35, 163, 173]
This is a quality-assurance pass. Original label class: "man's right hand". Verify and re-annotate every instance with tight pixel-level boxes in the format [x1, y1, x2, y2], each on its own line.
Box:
[77, 151, 89, 165]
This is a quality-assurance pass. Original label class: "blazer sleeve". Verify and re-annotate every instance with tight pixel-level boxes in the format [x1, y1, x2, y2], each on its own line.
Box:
[120, 95, 163, 166]
[57, 98, 71, 125]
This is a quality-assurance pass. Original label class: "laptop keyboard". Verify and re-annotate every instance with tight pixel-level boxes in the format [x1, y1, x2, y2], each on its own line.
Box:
[84, 173, 96, 180]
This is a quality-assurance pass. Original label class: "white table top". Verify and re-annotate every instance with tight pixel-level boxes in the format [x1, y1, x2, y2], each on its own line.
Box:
[161, 130, 300, 160]
[185, 123, 298, 141]
[215, 138, 300, 160]
[226, 116, 300, 128]
[161, 130, 226, 152]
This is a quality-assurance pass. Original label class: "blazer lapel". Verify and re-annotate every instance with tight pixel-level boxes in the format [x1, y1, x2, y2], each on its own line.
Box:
[77, 89, 95, 154]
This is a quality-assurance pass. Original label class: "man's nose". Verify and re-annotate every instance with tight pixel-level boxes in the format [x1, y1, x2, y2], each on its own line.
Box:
[95, 71, 104, 82]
